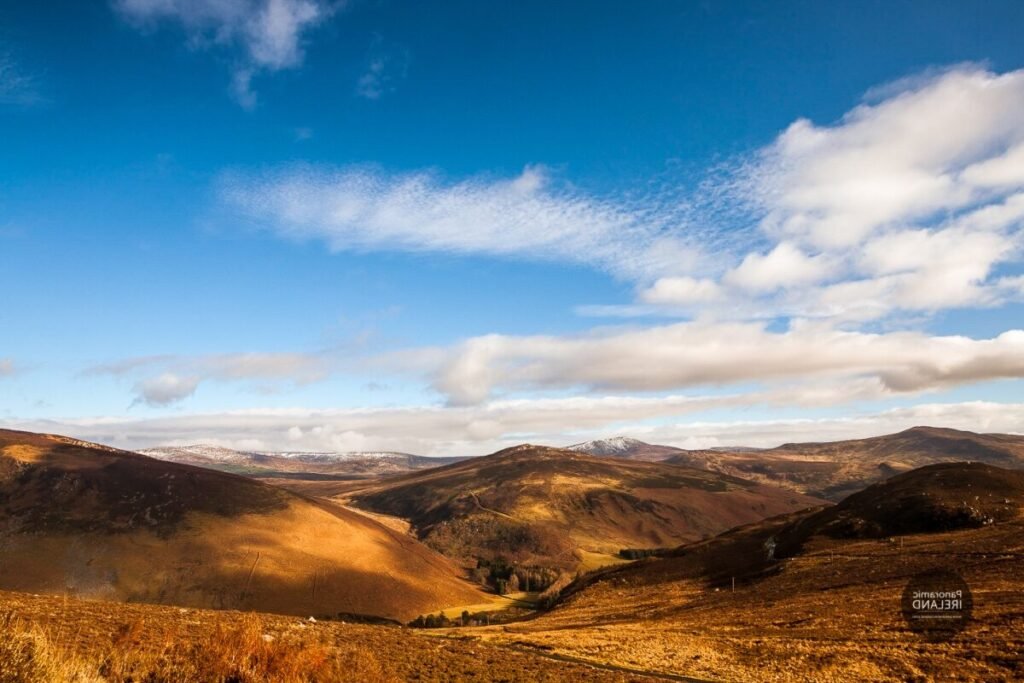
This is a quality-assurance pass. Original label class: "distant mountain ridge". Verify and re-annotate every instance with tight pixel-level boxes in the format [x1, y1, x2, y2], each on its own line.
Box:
[665, 426, 1024, 500]
[140, 445, 468, 479]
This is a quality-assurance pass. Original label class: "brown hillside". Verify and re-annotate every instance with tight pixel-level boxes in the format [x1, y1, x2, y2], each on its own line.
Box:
[667, 426, 1024, 500]
[479, 462, 1024, 682]
[0, 429, 482, 622]
[344, 444, 822, 571]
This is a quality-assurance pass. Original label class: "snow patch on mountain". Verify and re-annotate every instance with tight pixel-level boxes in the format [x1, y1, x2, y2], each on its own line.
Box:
[567, 437, 649, 456]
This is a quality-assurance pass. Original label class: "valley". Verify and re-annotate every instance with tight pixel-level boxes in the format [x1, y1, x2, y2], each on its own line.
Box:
[2, 426, 1023, 681]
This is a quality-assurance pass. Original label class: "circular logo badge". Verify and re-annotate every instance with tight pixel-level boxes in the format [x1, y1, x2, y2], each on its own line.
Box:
[901, 569, 972, 641]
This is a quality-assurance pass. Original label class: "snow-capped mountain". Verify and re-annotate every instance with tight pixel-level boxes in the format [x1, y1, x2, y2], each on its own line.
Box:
[567, 437, 684, 462]
[140, 445, 257, 464]
[256, 450, 416, 464]
[137, 445, 468, 478]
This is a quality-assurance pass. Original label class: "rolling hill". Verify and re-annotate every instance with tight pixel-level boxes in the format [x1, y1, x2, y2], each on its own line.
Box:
[666, 426, 1024, 500]
[0, 429, 482, 621]
[480, 462, 1024, 681]
[343, 444, 822, 572]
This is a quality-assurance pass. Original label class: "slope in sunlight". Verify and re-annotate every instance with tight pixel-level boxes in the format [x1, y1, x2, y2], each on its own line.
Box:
[487, 461, 1024, 682]
[345, 444, 822, 572]
[0, 429, 482, 622]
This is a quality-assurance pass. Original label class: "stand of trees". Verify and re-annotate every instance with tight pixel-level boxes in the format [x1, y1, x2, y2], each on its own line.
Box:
[408, 610, 502, 628]
[470, 557, 560, 594]
[618, 547, 667, 560]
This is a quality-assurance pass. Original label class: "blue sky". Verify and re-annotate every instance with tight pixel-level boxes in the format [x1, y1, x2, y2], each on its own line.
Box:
[2, 1, 1024, 454]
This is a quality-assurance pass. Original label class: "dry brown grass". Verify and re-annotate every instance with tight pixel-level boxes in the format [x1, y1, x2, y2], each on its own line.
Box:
[477, 514, 1024, 682]
[0, 591, 645, 682]
[0, 609, 395, 683]
[0, 612, 102, 683]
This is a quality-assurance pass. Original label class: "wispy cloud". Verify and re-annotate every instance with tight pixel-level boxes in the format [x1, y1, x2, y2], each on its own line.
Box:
[0, 358, 15, 377]
[218, 164, 704, 281]
[88, 351, 335, 406]
[0, 51, 43, 107]
[217, 65, 1024, 321]
[355, 37, 410, 100]
[114, 0, 339, 108]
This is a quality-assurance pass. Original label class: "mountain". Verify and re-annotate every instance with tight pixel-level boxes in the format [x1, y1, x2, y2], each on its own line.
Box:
[567, 436, 684, 461]
[666, 426, 1024, 500]
[484, 462, 1024, 681]
[140, 444, 467, 480]
[344, 444, 822, 572]
[0, 429, 482, 621]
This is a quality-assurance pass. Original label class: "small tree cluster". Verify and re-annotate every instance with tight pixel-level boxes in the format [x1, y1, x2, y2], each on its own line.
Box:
[618, 548, 664, 560]
[409, 611, 494, 628]
[474, 558, 559, 594]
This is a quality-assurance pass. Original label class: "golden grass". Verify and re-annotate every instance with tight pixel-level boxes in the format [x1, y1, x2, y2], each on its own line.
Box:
[574, 549, 631, 573]
[0, 591, 639, 682]
[479, 522, 1024, 682]
[438, 591, 539, 619]
[0, 609, 395, 683]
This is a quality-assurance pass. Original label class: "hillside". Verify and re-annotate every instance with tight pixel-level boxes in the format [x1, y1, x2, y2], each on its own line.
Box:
[667, 426, 1024, 500]
[344, 444, 822, 573]
[0, 590, 649, 683]
[567, 437, 684, 462]
[0, 429, 482, 621]
[140, 444, 466, 480]
[477, 462, 1024, 681]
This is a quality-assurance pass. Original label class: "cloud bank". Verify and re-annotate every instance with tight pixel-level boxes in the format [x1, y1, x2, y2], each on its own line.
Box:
[429, 323, 1024, 404]
[6, 399, 1023, 456]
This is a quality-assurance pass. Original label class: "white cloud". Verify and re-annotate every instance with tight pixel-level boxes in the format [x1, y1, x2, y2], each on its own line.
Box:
[222, 66, 1024, 321]
[219, 164, 702, 281]
[428, 322, 1024, 404]
[724, 242, 832, 292]
[752, 66, 1024, 248]
[638, 277, 722, 305]
[114, 0, 335, 107]
[0, 359, 14, 377]
[133, 373, 201, 406]
[5, 398, 1023, 456]
[708, 66, 1024, 319]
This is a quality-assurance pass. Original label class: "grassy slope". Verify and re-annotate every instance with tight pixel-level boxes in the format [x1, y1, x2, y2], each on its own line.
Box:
[345, 444, 823, 569]
[0, 429, 482, 622]
[475, 463, 1024, 682]
[0, 589, 656, 682]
